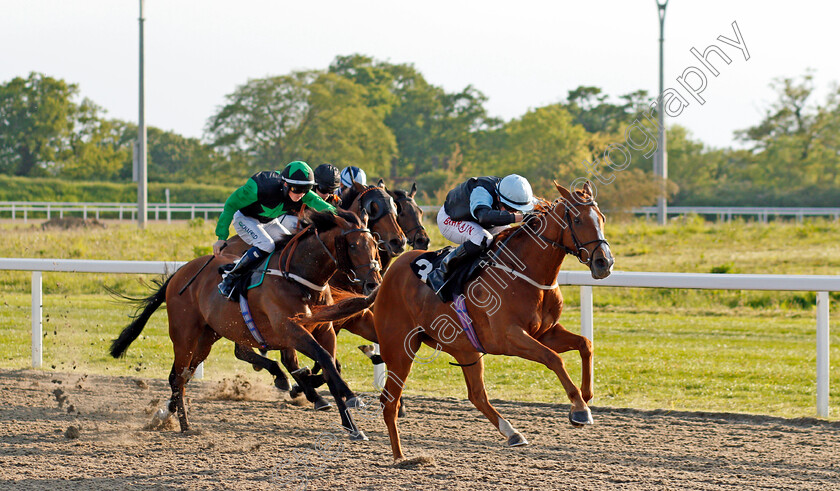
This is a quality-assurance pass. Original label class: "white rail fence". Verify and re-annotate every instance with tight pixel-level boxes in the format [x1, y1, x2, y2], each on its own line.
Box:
[0, 258, 836, 416]
[4, 202, 840, 223]
[0, 202, 223, 223]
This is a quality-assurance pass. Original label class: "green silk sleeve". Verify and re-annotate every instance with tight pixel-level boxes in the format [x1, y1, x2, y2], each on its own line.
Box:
[302, 190, 337, 213]
[215, 179, 259, 240]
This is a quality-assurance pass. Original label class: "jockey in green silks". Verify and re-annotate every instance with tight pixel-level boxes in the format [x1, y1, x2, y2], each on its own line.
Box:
[213, 161, 335, 300]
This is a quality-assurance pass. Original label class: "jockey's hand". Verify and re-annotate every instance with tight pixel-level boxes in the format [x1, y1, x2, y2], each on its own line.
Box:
[513, 213, 524, 223]
[212, 239, 227, 256]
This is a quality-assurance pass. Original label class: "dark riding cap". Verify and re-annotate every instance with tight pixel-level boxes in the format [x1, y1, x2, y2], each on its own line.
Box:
[314, 163, 341, 192]
[281, 161, 315, 193]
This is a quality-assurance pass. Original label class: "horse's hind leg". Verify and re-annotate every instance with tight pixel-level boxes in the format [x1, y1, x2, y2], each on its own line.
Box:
[234, 344, 291, 391]
[537, 323, 594, 403]
[166, 321, 204, 432]
[451, 350, 527, 447]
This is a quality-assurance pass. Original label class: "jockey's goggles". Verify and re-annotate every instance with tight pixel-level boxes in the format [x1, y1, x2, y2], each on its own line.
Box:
[317, 184, 338, 195]
[288, 184, 312, 195]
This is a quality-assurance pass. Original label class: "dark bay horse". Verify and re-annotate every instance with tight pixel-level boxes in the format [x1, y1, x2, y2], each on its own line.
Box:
[109, 210, 382, 439]
[341, 181, 407, 263]
[297, 182, 614, 459]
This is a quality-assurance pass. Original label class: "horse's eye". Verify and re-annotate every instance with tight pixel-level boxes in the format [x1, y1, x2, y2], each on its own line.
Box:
[349, 243, 356, 250]
[574, 217, 581, 224]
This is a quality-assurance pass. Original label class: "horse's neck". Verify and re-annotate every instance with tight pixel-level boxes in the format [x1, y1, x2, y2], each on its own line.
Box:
[490, 222, 566, 287]
[278, 232, 336, 287]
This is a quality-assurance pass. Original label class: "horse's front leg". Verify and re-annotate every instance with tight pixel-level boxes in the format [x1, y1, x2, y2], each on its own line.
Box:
[311, 323, 367, 441]
[537, 323, 593, 403]
[504, 327, 592, 427]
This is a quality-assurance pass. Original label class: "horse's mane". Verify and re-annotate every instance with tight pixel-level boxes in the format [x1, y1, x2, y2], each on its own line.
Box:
[492, 198, 552, 244]
[301, 209, 362, 234]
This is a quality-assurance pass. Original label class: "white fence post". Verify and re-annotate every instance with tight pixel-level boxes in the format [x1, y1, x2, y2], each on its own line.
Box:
[31, 271, 42, 368]
[580, 286, 594, 394]
[817, 291, 830, 417]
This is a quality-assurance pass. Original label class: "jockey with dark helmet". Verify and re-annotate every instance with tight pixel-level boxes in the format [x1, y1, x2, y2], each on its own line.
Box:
[313, 163, 342, 206]
[426, 174, 536, 295]
[213, 161, 336, 299]
[339, 166, 366, 194]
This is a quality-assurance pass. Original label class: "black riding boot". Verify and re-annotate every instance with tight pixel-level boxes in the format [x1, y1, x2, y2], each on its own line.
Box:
[426, 241, 483, 296]
[218, 246, 270, 300]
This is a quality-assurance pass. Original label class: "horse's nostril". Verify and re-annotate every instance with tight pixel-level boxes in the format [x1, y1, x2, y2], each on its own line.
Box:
[364, 283, 377, 294]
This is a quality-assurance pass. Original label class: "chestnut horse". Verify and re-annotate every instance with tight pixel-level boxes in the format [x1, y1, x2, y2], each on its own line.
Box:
[109, 210, 381, 439]
[298, 182, 614, 459]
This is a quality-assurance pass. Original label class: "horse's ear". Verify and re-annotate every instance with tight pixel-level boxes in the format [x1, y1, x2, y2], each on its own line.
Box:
[352, 181, 365, 192]
[409, 182, 417, 198]
[377, 178, 385, 188]
[553, 180, 574, 202]
[581, 180, 594, 199]
[359, 208, 369, 227]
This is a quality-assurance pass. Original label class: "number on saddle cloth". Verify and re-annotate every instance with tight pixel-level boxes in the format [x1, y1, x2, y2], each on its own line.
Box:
[409, 248, 484, 303]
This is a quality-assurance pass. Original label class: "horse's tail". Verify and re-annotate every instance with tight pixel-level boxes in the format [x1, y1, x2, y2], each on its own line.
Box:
[108, 275, 172, 358]
[294, 286, 379, 328]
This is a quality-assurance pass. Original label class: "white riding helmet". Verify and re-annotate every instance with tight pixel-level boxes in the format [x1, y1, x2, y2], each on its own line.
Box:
[497, 174, 536, 212]
[340, 166, 367, 187]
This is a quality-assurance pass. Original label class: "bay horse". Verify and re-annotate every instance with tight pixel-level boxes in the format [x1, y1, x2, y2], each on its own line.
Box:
[341, 181, 407, 263]
[297, 181, 614, 459]
[109, 209, 382, 439]
[225, 181, 405, 403]
[384, 181, 430, 254]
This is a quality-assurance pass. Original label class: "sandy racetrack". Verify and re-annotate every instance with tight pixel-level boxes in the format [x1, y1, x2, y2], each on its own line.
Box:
[1, 368, 838, 490]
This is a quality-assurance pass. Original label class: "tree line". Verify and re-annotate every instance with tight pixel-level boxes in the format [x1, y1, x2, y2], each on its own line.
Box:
[1, 56, 838, 208]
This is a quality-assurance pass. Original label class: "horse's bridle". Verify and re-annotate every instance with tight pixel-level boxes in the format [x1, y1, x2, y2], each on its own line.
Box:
[532, 199, 610, 266]
[279, 224, 381, 290]
[329, 226, 382, 287]
[356, 187, 400, 252]
[394, 195, 427, 248]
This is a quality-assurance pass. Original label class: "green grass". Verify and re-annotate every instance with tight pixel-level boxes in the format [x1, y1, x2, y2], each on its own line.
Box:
[1, 216, 839, 419]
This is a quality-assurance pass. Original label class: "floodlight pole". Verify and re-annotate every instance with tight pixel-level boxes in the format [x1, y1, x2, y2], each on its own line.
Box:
[137, 0, 148, 229]
[655, 0, 668, 225]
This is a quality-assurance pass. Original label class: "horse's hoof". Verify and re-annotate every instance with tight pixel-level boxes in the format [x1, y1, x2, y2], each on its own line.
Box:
[507, 432, 528, 447]
[345, 397, 365, 409]
[314, 397, 332, 411]
[289, 385, 303, 399]
[397, 405, 406, 418]
[251, 364, 263, 372]
[274, 377, 291, 391]
[569, 408, 594, 427]
[349, 430, 369, 441]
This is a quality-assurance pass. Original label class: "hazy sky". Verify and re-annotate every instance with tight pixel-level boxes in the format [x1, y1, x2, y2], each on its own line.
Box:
[3, 0, 838, 150]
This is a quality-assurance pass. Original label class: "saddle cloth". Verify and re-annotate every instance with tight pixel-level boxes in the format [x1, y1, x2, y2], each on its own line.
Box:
[409, 247, 485, 303]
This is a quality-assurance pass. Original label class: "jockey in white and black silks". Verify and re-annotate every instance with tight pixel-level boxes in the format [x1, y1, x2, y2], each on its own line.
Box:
[426, 174, 536, 294]
[213, 160, 336, 300]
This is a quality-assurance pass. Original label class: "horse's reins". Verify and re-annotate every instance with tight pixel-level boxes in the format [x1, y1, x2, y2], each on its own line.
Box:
[270, 223, 379, 292]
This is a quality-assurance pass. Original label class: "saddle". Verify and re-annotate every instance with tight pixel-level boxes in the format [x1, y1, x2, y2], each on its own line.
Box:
[218, 252, 276, 302]
[410, 248, 485, 303]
